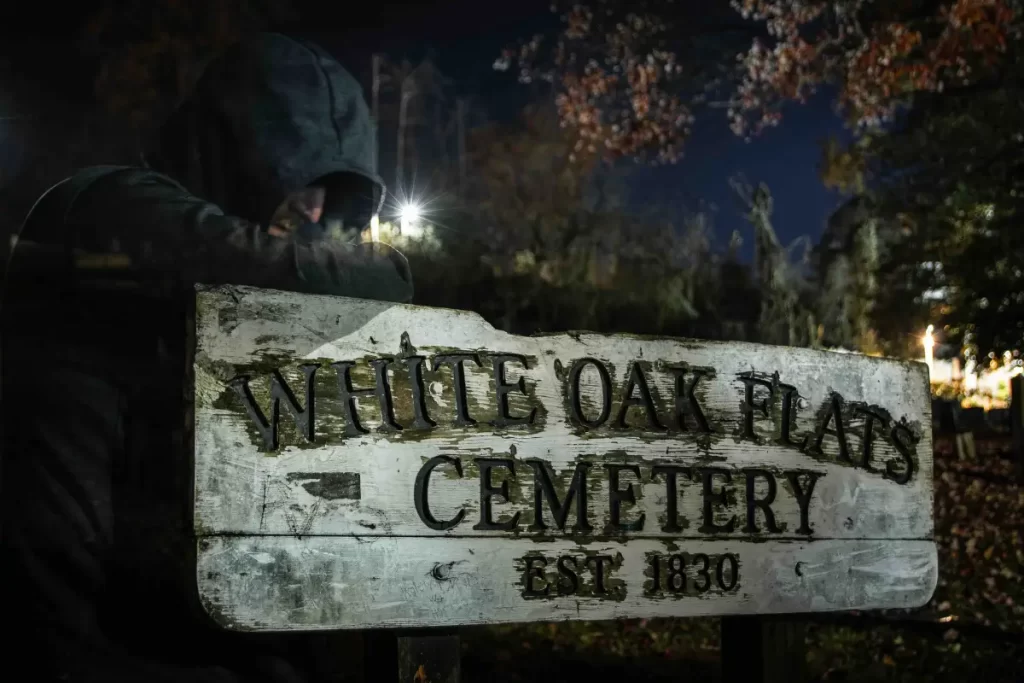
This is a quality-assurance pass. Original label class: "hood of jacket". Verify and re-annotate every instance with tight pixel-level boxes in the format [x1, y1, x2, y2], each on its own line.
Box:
[147, 33, 383, 230]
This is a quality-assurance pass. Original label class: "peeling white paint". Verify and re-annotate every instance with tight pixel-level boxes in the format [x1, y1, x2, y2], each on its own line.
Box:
[193, 285, 936, 630]
[197, 536, 938, 631]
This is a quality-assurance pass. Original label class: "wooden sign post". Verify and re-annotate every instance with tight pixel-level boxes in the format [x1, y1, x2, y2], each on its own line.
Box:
[190, 285, 936, 674]
[1012, 375, 1024, 484]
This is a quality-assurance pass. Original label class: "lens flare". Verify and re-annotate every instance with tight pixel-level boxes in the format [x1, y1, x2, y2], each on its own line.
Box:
[400, 203, 422, 224]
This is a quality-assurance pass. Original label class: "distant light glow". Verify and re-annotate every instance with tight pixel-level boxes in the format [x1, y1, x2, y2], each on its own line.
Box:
[370, 214, 380, 243]
[923, 324, 936, 379]
[400, 202, 422, 223]
[399, 202, 424, 237]
[965, 359, 978, 392]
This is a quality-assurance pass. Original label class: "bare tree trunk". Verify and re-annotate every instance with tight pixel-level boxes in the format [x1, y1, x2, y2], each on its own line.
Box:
[409, 115, 420, 192]
[457, 98, 467, 197]
[434, 95, 449, 172]
[397, 81, 414, 195]
[372, 54, 382, 175]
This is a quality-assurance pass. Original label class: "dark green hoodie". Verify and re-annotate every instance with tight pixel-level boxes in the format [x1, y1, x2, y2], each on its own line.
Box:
[8, 32, 411, 301]
[149, 32, 387, 236]
[1, 34, 410, 683]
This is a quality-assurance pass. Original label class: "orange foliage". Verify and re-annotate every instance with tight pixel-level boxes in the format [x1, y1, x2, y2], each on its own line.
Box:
[502, 0, 1021, 161]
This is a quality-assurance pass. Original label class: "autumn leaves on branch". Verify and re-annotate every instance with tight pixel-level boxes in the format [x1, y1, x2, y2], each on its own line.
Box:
[498, 0, 1021, 164]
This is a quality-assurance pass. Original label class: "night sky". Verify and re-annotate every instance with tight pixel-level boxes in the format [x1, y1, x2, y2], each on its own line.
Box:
[307, 0, 854, 256]
[631, 90, 854, 257]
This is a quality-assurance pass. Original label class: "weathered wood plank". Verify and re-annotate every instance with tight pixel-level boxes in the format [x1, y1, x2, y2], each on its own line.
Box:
[192, 284, 936, 630]
[196, 536, 937, 630]
[1012, 375, 1024, 483]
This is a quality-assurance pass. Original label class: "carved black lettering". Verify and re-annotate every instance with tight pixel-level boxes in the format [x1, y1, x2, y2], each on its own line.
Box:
[432, 353, 482, 427]
[229, 364, 319, 450]
[613, 362, 666, 431]
[784, 470, 822, 535]
[586, 555, 614, 595]
[855, 406, 888, 473]
[697, 467, 736, 534]
[738, 373, 774, 441]
[605, 464, 646, 532]
[556, 555, 580, 595]
[651, 464, 691, 533]
[717, 554, 739, 591]
[806, 393, 851, 462]
[525, 460, 593, 532]
[647, 553, 662, 594]
[743, 469, 781, 533]
[668, 366, 712, 432]
[414, 456, 466, 531]
[523, 556, 549, 596]
[567, 358, 612, 428]
[666, 554, 686, 593]
[369, 360, 402, 431]
[332, 359, 402, 435]
[886, 423, 917, 485]
[778, 383, 802, 447]
[402, 356, 436, 430]
[692, 553, 712, 593]
[473, 458, 521, 531]
[490, 354, 537, 428]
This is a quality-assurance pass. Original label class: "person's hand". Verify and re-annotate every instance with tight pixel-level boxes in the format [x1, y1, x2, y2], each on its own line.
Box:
[293, 239, 413, 302]
[267, 187, 325, 238]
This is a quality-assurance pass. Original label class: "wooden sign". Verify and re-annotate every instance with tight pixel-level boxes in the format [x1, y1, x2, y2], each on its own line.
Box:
[192, 285, 937, 631]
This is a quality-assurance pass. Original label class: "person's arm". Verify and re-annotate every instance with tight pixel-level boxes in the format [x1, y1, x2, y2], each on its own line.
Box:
[61, 168, 413, 302]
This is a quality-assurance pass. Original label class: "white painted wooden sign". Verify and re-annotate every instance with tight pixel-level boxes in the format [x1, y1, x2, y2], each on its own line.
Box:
[192, 284, 937, 631]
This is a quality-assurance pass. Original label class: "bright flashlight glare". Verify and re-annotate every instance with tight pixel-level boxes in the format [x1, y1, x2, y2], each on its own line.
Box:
[398, 202, 425, 238]
[400, 203, 422, 224]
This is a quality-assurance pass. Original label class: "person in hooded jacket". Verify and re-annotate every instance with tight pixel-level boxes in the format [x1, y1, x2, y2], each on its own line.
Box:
[0, 33, 411, 682]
